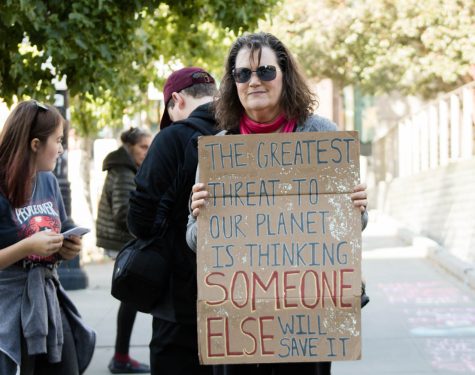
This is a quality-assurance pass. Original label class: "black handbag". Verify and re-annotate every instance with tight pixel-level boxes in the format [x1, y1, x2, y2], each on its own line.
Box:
[361, 281, 370, 308]
[111, 117, 216, 313]
[111, 237, 170, 313]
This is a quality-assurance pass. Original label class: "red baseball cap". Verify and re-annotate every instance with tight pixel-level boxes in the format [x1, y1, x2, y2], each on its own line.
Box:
[160, 67, 215, 129]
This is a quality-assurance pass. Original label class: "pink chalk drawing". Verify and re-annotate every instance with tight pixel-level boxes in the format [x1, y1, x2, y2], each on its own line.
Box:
[425, 338, 475, 373]
[377, 281, 471, 305]
[377, 282, 475, 372]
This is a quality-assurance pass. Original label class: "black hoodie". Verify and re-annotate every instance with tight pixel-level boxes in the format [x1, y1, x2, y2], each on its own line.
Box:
[127, 102, 218, 323]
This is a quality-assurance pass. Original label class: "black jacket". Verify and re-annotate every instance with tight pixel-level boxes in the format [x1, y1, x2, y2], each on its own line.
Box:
[96, 146, 136, 251]
[127, 103, 217, 323]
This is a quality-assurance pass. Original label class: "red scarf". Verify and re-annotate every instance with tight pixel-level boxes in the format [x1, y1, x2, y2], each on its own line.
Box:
[239, 113, 296, 134]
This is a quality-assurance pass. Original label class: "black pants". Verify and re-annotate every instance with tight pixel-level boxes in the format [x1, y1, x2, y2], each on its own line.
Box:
[213, 362, 331, 375]
[20, 310, 79, 375]
[150, 318, 213, 375]
[115, 301, 138, 354]
[108, 250, 139, 356]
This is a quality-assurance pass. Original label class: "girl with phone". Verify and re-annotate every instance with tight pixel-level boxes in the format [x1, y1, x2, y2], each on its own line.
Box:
[0, 100, 95, 375]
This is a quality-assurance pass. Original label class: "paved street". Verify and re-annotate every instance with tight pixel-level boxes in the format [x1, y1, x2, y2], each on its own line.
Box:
[69, 211, 475, 374]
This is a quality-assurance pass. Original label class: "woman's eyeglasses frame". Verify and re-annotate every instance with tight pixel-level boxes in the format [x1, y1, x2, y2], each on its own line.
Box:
[30, 100, 49, 137]
[232, 65, 278, 84]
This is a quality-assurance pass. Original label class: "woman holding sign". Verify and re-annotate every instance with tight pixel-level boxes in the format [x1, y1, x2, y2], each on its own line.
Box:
[187, 32, 368, 375]
[0, 100, 95, 375]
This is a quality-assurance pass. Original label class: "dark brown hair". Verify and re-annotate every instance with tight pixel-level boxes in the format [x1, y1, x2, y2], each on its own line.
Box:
[167, 82, 217, 111]
[120, 127, 151, 146]
[0, 100, 63, 207]
[214, 32, 318, 133]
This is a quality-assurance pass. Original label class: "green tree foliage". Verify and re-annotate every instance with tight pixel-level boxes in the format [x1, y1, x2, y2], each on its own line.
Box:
[0, 0, 277, 119]
[265, 0, 475, 98]
[0, 0, 277, 219]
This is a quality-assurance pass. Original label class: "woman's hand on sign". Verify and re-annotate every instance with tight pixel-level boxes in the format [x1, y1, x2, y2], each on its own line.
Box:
[351, 183, 368, 213]
[191, 183, 209, 218]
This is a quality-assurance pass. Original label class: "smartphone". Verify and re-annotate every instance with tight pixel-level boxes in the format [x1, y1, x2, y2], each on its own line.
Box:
[62, 227, 90, 239]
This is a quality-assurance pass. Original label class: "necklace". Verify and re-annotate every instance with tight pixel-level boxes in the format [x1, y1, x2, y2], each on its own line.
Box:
[30, 177, 37, 201]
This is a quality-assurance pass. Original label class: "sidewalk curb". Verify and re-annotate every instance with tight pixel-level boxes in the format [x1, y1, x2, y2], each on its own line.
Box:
[428, 246, 475, 289]
[397, 226, 475, 289]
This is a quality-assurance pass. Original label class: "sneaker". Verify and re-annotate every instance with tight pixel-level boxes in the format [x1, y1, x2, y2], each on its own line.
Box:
[108, 357, 150, 374]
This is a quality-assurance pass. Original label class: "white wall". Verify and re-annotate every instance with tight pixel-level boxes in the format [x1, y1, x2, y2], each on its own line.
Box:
[371, 158, 475, 265]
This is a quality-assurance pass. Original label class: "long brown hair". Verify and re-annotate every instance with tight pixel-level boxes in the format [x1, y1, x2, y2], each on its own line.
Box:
[214, 32, 318, 133]
[0, 100, 63, 207]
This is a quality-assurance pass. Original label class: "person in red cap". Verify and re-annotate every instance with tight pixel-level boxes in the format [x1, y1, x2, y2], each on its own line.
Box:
[127, 67, 218, 375]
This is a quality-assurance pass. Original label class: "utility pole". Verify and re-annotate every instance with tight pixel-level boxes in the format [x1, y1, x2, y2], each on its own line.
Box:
[54, 79, 89, 290]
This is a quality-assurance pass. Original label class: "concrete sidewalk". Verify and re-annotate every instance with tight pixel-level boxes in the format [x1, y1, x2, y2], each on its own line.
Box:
[70, 212, 475, 374]
[68, 262, 152, 375]
[335, 211, 475, 375]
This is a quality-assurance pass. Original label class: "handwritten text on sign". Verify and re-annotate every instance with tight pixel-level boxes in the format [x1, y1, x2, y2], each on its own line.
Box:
[197, 131, 362, 364]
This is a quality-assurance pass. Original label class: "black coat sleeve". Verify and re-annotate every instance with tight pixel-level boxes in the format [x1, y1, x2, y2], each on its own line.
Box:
[110, 168, 136, 232]
[127, 128, 186, 239]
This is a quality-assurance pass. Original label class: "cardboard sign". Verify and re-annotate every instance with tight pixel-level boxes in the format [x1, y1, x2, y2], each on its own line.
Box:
[196, 131, 362, 364]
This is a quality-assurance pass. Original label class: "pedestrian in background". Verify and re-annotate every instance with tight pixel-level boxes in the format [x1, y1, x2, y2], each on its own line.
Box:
[96, 127, 152, 374]
[0, 100, 95, 375]
[187, 32, 368, 375]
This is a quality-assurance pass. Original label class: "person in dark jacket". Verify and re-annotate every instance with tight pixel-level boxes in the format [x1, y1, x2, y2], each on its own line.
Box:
[127, 67, 218, 375]
[96, 127, 152, 374]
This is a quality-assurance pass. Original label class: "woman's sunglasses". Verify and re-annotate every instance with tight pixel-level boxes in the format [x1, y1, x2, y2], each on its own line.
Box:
[29, 101, 48, 137]
[232, 65, 277, 83]
[32, 100, 48, 124]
